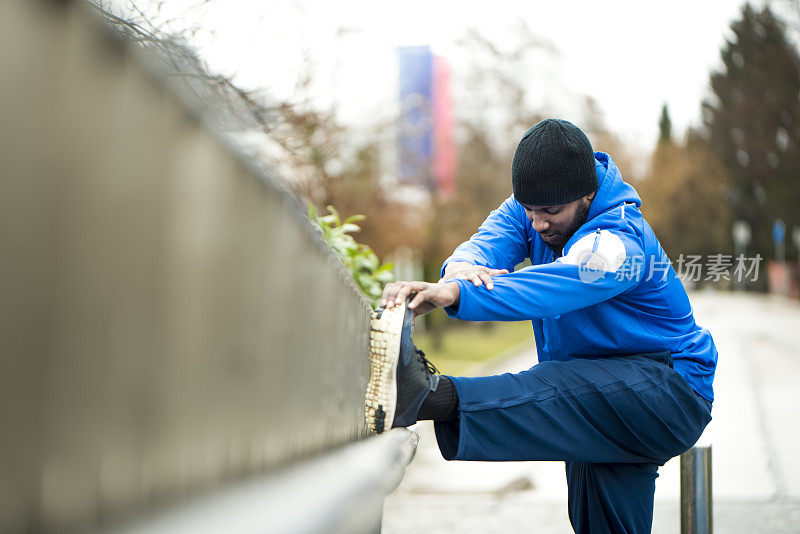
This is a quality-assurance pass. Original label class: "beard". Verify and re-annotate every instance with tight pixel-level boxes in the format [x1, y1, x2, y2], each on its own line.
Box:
[542, 201, 591, 254]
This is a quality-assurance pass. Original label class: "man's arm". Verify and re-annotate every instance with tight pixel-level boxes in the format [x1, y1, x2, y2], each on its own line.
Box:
[383, 226, 644, 321]
[448, 227, 645, 321]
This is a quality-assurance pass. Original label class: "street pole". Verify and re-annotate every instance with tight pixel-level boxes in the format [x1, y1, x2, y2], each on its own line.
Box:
[732, 221, 751, 292]
[773, 220, 787, 296]
[680, 427, 713, 534]
[793, 226, 800, 258]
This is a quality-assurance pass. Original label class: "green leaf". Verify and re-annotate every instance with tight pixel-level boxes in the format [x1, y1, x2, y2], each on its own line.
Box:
[343, 214, 366, 225]
[339, 223, 361, 234]
[304, 207, 392, 304]
[376, 271, 394, 284]
[325, 205, 341, 225]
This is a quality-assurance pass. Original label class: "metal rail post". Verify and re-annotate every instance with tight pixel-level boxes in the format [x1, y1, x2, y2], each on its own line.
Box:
[680, 426, 713, 534]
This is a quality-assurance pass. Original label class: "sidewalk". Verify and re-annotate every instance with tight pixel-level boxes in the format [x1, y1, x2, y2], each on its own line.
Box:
[382, 291, 800, 533]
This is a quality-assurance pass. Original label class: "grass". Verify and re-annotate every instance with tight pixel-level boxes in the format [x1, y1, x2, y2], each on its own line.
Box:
[413, 319, 535, 376]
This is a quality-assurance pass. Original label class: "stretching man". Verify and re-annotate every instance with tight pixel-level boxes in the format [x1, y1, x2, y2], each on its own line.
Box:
[365, 119, 715, 533]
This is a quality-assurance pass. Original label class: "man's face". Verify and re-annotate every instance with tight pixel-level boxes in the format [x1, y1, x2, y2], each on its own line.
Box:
[520, 192, 595, 253]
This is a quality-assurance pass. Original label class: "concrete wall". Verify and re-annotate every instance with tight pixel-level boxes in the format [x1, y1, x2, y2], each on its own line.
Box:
[0, 1, 372, 531]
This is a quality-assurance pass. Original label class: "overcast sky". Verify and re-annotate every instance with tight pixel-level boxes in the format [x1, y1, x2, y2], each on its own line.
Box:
[131, 0, 767, 159]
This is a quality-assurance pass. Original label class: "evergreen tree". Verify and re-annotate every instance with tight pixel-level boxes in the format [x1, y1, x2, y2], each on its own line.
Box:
[639, 132, 733, 265]
[658, 103, 673, 145]
[703, 3, 800, 259]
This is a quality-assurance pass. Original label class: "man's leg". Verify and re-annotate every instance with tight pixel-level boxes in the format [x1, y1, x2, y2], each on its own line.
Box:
[366, 303, 711, 532]
[432, 354, 711, 464]
[426, 354, 711, 533]
[366, 302, 711, 532]
[565, 461, 659, 534]
[417, 375, 458, 421]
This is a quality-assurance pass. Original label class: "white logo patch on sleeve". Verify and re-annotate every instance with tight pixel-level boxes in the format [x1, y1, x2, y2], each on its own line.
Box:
[559, 229, 627, 282]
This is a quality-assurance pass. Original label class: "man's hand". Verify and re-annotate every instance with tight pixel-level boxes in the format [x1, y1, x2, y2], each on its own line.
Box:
[440, 262, 508, 290]
[380, 280, 460, 316]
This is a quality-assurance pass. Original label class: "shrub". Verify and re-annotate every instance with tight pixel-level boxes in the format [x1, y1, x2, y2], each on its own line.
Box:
[307, 204, 394, 308]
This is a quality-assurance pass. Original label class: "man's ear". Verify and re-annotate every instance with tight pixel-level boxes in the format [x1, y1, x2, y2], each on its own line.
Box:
[585, 191, 596, 203]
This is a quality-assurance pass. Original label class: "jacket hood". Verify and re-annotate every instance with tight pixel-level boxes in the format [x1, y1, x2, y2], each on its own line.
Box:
[586, 152, 641, 222]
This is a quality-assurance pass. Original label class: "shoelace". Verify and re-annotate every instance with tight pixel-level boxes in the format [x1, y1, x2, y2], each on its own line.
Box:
[416, 348, 439, 375]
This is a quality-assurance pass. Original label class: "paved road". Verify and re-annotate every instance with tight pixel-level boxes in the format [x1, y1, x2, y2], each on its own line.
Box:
[382, 291, 800, 533]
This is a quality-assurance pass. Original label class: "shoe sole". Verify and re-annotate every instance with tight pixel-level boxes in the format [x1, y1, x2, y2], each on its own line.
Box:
[365, 301, 407, 434]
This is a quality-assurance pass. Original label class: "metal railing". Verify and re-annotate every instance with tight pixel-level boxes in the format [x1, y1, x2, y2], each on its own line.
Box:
[0, 1, 414, 532]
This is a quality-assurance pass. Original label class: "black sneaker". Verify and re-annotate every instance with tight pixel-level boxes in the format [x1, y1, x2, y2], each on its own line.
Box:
[365, 300, 440, 434]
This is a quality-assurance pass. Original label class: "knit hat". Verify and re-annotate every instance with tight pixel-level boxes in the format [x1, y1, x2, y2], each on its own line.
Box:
[511, 119, 597, 206]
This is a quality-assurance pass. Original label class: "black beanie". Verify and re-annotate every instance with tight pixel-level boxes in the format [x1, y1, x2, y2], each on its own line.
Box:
[511, 119, 597, 206]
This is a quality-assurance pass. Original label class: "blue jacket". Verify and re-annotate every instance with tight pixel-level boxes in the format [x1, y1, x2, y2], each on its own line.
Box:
[442, 152, 717, 402]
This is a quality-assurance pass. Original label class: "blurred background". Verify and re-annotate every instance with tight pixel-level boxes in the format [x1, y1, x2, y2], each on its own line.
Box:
[99, 0, 800, 367]
[3, 0, 800, 532]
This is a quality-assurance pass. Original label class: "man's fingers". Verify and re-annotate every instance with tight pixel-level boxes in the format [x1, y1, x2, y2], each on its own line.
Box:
[382, 281, 409, 307]
[380, 282, 398, 307]
[442, 266, 508, 283]
[394, 284, 416, 305]
[477, 271, 494, 289]
[408, 288, 441, 316]
[379, 283, 391, 307]
[384, 281, 432, 307]
[408, 289, 428, 310]
[466, 272, 483, 287]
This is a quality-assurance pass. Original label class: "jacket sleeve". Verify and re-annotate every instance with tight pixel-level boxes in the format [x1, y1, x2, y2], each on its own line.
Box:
[440, 196, 530, 277]
[446, 226, 645, 321]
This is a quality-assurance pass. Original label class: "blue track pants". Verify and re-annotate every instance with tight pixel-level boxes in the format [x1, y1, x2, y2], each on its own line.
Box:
[433, 352, 712, 533]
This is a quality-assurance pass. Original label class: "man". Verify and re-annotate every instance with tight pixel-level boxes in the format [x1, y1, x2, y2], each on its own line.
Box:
[364, 119, 715, 533]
